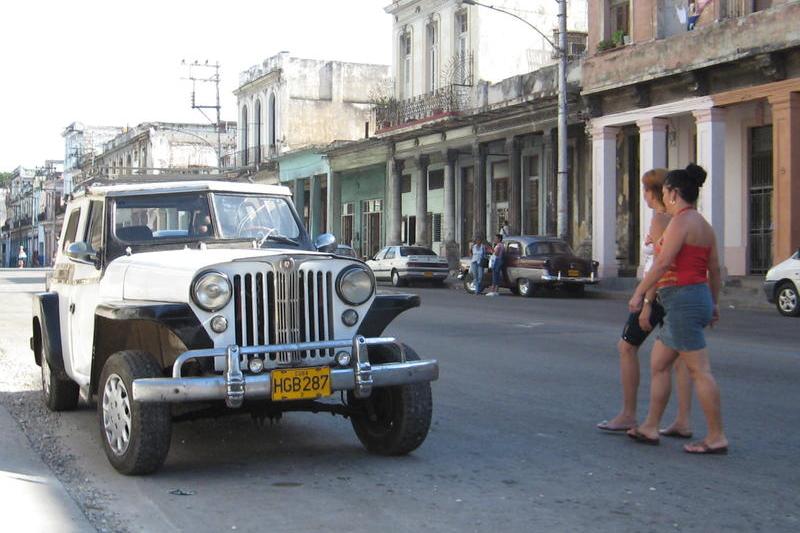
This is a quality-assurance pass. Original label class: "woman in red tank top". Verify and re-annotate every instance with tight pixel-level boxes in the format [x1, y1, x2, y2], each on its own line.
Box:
[626, 164, 728, 455]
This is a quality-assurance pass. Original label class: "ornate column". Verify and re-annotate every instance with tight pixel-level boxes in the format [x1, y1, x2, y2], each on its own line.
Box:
[693, 107, 726, 273]
[472, 142, 487, 239]
[592, 125, 619, 278]
[293, 177, 306, 232]
[414, 154, 430, 247]
[768, 91, 800, 263]
[636, 117, 669, 276]
[506, 136, 522, 234]
[309, 174, 322, 239]
[326, 168, 341, 238]
[388, 157, 404, 245]
[442, 148, 459, 268]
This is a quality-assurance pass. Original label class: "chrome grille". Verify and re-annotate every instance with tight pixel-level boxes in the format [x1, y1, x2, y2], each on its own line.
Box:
[232, 261, 336, 366]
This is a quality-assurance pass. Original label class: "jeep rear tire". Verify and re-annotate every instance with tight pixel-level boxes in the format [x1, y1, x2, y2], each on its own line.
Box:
[41, 353, 79, 412]
[348, 344, 432, 456]
[98, 350, 172, 475]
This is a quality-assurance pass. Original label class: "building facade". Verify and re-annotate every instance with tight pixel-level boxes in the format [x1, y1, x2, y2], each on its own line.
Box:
[583, 0, 800, 278]
[235, 52, 391, 182]
[63, 122, 124, 195]
[3, 162, 64, 267]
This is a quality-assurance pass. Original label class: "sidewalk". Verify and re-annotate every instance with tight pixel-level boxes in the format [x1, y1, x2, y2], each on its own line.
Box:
[0, 404, 94, 532]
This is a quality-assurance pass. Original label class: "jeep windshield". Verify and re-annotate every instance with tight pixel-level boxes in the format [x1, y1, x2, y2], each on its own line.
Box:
[113, 192, 302, 246]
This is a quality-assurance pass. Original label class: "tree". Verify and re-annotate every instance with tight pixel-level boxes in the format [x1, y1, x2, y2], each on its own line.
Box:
[0, 172, 12, 185]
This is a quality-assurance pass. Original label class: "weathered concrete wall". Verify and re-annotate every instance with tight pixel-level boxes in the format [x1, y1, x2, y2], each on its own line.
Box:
[387, 0, 587, 98]
[584, 2, 800, 93]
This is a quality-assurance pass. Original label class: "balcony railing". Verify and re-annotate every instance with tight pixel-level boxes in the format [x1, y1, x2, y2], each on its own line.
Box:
[374, 84, 472, 132]
[229, 145, 281, 169]
[722, 0, 749, 18]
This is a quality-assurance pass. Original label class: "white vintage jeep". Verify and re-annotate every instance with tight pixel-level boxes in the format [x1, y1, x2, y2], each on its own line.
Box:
[31, 179, 438, 475]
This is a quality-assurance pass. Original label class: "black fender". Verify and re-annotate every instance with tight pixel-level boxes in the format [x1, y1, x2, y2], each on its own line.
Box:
[90, 303, 213, 394]
[31, 292, 69, 379]
[357, 294, 420, 337]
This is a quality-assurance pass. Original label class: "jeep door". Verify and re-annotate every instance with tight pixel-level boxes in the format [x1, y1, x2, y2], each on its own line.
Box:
[53, 203, 84, 379]
[68, 199, 105, 383]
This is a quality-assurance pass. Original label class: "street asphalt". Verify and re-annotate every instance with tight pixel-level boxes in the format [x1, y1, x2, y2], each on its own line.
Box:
[0, 270, 797, 532]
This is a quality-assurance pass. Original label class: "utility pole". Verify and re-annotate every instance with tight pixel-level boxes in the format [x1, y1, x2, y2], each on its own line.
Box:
[556, 0, 568, 241]
[182, 60, 223, 169]
[461, 0, 569, 240]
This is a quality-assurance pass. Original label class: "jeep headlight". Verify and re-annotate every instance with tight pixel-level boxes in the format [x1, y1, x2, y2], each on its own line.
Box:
[191, 271, 232, 311]
[336, 265, 374, 306]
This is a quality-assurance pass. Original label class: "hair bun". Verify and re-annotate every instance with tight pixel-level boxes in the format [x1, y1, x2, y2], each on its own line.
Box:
[685, 163, 707, 188]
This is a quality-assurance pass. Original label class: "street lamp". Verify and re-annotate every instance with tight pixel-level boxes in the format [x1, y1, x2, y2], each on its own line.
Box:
[462, 0, 569, 240]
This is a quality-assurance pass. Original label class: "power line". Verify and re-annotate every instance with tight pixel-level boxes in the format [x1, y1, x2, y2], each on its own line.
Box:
[181, 60, 223, 168]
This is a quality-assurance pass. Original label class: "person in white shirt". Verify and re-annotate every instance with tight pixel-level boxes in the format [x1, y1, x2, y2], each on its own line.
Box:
[500, 220, 512, 237]
[469, 235, 486, 295]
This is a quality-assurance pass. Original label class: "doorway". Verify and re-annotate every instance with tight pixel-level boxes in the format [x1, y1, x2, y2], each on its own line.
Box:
[749, 125, 773, 274]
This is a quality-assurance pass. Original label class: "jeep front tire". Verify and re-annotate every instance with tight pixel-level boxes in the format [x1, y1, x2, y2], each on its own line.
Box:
[348, 344, 432, 456]
[98, 350, 172, 475]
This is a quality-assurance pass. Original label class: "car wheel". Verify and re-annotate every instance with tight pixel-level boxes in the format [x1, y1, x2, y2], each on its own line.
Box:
[391, 270, 406, 287]
[564, 284, 585, 297]
[349, 344, 432, 456]
[517, 278, 535, 297]
[98, 350, 172, 475]
[41, 351, 79, 412]
[776, 282, 800, 317]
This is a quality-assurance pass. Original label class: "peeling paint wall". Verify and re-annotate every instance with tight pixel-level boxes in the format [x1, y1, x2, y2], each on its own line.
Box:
[235, 53, 391, 158]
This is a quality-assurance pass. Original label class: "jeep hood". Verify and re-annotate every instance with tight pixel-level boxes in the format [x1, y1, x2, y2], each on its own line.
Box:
[111, 248, 329, 303]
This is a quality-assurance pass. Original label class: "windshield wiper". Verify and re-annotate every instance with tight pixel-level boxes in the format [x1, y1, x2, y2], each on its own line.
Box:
[257, 232, 299, 247]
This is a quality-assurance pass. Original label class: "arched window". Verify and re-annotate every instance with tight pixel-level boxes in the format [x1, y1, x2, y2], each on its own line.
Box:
[268, 93, 277, 149]
[255, 99, 262, 163]
[427, 19, 439, 93]
[241, 105, 249, 165]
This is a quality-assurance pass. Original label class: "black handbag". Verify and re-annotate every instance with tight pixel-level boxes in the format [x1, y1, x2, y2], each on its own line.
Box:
[480, 256, 489, 269]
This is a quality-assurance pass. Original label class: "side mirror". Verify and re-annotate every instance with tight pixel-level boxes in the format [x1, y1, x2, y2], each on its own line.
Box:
[314, 233, 337, 253]
[66, 241, 99, 268]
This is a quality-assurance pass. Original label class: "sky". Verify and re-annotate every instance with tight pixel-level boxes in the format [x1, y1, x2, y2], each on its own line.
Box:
[0, 0, 393, 171]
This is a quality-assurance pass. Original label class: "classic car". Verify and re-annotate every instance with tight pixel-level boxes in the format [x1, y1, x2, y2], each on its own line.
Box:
[31, 178, 438, 475]
[459, 235, 598, 296]
[764, 248, 800, 316]
[366, 245, 449, 287]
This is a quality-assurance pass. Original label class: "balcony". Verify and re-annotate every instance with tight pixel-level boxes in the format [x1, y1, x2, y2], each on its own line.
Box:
[229, 145, 281, 169]
[374, 84, 472, 133]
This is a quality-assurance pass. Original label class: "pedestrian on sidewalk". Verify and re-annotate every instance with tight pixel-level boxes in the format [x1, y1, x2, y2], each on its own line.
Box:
[469, 235, 486, 295]
[486, 234, 505, 297]
[17, 246, 27, 269]
[627, 163, 728, 454]
[597, 169, 693, 437]
[500, 220, 512, 238]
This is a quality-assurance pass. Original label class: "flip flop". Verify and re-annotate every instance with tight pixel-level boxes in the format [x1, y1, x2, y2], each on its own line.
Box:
[659, 428, 693, 439]
[597, 420, 634, 432]
[684, 442, 728, 455]
[627, 428, 660, 445]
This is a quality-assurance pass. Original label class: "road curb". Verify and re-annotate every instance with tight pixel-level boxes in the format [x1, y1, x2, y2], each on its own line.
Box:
[0, 404, 94, 532]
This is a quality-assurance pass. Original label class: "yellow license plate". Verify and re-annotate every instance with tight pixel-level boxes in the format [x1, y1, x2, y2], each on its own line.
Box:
[424, 271, 433, 277]
[568, 269, 580, 277]
[271, 367, 331, 401]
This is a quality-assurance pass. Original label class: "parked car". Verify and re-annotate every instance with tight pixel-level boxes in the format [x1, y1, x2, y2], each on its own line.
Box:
[32, 179, 438, 475]
[335, 244, 357, 258]
[764, 249, 800, 316]
[366, 245, 449, 287]
[459, 236, 598, 297]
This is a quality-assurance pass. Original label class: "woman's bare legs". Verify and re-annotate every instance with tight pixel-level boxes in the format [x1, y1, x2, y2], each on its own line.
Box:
[660, 358, 693, 435]
[603, 339, 640, 429]
[630, 340, 679, 440]
[679, 349, 728, 450]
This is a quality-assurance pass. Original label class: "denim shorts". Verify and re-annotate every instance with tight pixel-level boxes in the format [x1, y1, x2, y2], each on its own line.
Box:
[657, 283, 713, 352]
[621, 300, 666, 347]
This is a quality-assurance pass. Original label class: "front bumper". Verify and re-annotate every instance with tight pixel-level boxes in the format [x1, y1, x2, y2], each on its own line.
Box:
[132, 336, 439, 408]
[763, 280, 777, 303]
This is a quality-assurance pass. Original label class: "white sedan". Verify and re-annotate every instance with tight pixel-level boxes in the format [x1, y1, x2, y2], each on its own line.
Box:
[764, 249, 800, 316]
[366, 245, 449, 287]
